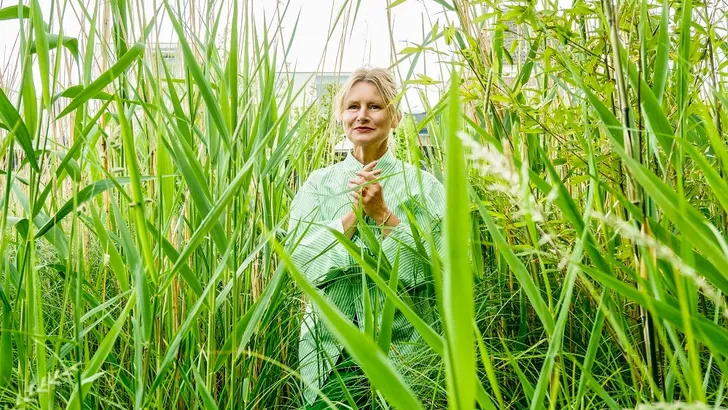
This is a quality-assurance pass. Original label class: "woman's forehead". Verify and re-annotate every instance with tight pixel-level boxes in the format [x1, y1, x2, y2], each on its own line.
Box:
[345, 81, 385, 102]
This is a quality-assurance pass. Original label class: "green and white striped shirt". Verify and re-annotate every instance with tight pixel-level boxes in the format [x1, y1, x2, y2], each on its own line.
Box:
[287, 148, 445, 404]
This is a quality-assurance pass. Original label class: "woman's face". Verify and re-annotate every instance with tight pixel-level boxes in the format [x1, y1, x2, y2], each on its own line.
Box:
[341, 81, 399, 149]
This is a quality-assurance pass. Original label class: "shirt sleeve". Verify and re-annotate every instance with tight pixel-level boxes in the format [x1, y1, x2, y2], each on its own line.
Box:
[380, 175, 445, 289]
[287, 170, 354, 286]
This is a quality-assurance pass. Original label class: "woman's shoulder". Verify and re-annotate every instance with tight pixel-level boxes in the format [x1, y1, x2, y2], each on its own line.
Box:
[298, 162, 347, 192]
[306, 161, 344, 181]
[393, 159, 443, 188]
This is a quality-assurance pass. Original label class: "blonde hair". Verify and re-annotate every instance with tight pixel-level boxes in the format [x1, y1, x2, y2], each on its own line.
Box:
[334, 67, 401, 122]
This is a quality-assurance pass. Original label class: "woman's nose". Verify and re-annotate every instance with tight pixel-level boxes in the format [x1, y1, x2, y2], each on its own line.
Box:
[356, 109, 368, 122]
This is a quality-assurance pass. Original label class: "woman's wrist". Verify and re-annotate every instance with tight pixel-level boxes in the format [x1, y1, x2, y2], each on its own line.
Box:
[342, 211, 358, 239]
[374, 209, 390, 225]
[375, 208, 398, 227]
[378, 210, 393, 226]
[378, 210, 400, 239]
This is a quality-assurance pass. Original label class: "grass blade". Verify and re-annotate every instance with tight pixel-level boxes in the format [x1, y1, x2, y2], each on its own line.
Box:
[472, 197, 555, 335]
[191, 365, 220, 410]
[0, 298, 11, 388]
[442, 69, 475, 410]
[30, 0, 50, 108]
[31, 34, 79, 60]
[65, 294, 135, 410]
[0, 88, 39, 172]
[163, 0, 231, 151]
[36, 177, 147, 238]
[653, 0, 670, 102]
[56, 43, 145, 119]
[0, 5, 30, 20]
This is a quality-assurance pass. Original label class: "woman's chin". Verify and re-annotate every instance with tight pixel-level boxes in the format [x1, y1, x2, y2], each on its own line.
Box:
[349, 135, 386, 148]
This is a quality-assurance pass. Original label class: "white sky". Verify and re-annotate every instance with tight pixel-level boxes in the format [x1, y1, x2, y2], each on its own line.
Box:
[0, 0, 454, 112]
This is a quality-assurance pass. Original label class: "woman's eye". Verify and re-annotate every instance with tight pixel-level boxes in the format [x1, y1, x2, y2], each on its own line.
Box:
[347, 105, 358, 110]
[370, 105, 381, 110]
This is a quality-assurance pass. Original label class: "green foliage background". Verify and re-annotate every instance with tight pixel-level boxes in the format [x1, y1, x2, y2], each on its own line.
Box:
[0, 0, 727, 409]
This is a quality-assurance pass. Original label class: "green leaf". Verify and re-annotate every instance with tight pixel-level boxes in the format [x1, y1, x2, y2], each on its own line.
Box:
[0, 301, 12, 388]
[56, 42, 145, 119]
[65, 294, 135, 410]
[472, 197, 555, 335]
[81, 0, 99, 84]
[0, 5, 30, 20]
[580, 264, 728, 357]
[30, 0, 50, 108]
[612, 138, 728, 274]
[676, 0, 692, 119]
[698, 99, 728, 177]
[404, 74, 442, 85]
[149, 227, 239, 399]
[0, 87, 39, 172]
[653, 0, 670, 102]
[531, 238, 584, 410]
[12, 185, 69, 258]
[33, 102, 110, 218]
[21, 51, 37, 138]
[31, 34, 79, 59]
[501, 341, 535, 404]
[442, 69, 476, 410]
[53, 85, 112, 104]
[226, 0, 239, 132]
[191, 365, 219, 410]
[328, 229, 444, 354]
[474, 324, 505, 409]
[35, 177, 149, 239]
[432, 0, 455, 11]
[376, 249, 400, 353]
[213, 260, 286, 371]
[575, 290, 608, 405]
[620, 46, 674, 155]
[399, 46, 422, 56]
[559, 52, 623, 144]
[111, 200, 153, 348]
[167, 150, 255, 280]
[678, 139, 728, 216]
[88, 205, 129, 292]
[117, 96, 157, 346]
[163, 0, 231, 151]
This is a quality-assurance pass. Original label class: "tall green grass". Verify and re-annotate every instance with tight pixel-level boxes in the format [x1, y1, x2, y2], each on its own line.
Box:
[0, 0, 727, 409]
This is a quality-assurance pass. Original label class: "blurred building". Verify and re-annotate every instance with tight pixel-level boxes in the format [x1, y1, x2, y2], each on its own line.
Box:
[279, 70, 351, 110]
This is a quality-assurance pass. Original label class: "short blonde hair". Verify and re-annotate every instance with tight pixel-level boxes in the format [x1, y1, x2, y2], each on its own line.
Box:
[334, 67, 401, 121]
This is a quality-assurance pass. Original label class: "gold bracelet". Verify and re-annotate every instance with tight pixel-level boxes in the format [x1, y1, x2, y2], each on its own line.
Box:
[380, 211, 393, 227]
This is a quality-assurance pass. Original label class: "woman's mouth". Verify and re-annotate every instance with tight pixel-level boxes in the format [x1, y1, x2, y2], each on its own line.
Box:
[354, 127, 374, 132]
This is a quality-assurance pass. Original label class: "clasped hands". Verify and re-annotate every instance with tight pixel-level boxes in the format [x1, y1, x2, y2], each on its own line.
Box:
[347, 160, 391, 226]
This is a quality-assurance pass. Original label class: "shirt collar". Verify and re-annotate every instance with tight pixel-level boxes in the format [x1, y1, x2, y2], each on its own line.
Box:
[342, 148, 397, 175]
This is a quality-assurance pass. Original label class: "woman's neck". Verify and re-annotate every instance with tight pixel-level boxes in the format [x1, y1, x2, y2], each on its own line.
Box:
[351, 140, 388, 165]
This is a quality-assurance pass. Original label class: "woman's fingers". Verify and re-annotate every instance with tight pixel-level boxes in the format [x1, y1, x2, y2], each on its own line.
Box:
[349, 165, 384, 204]
[359, 169, 383, 176]
[348, 180, 366, 195]
[349, 191, 360, 203]
[361, 160, 378, 172]
[348, 162, 387, 218]
[355, 169, 382, 182]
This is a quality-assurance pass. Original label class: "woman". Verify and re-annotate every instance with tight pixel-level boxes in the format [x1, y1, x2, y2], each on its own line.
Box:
[287, 68, 445, 408]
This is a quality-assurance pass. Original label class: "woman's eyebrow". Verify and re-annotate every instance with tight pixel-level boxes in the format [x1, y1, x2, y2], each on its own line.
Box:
[346, 99, 383, 104]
